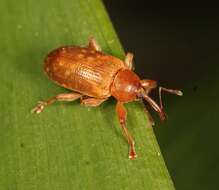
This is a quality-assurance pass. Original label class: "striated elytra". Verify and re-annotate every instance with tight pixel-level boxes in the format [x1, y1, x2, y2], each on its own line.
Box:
[32, 38, 182, 159]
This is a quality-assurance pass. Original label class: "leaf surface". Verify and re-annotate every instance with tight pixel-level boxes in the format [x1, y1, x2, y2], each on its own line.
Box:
[0, 0, 174, 189]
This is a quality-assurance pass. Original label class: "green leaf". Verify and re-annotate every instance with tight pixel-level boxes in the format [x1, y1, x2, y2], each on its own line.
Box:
[0, 0, 174, 189]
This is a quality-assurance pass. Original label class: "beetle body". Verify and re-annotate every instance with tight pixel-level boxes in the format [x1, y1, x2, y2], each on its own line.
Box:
[32, 38, 182, 159]
[44, 47, 125, 99]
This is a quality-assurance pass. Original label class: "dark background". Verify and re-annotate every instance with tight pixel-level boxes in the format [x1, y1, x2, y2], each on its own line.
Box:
[103, 3, 219, 190]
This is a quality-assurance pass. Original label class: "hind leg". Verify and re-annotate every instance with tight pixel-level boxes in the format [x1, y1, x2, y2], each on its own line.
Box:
[31, 92, 82, 113]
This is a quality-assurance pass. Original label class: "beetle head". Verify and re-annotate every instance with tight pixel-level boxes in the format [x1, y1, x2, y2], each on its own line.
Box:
[111, 69, 182, 121]
[111, 69, 141, 103]
[138, 79, 183, 121]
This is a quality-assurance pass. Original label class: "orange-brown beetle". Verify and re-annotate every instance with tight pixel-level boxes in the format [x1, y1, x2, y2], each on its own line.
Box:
[32, 38, 182, 159]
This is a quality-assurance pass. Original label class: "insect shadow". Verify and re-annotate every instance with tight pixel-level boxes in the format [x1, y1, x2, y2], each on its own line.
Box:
[14, 45, 68, 102]
[13, 45, 46, 85]
[101, 98, 128, 143]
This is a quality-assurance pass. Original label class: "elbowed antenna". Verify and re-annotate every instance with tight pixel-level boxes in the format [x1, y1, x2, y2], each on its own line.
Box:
[140, 79, 157, 94]
[138, 84, 183, 121]
[158, 87, 183, 110]
[140, 92, 166, 121]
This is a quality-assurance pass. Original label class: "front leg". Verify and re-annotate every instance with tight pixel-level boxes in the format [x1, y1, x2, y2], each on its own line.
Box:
[116, 102, 137, 159]
[31, 92, 82, 113]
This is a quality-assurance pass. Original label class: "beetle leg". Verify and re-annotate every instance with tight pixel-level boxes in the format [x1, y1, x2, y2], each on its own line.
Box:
[124, 52, 134, 70]
[116, 102, 137, 160]
[81, 97, 107, 107]
[88, 37, 101, 52]
[31, 92, 82, 114]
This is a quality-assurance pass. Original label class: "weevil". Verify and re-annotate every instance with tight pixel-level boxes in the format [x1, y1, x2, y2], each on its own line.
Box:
[32, 38, 182, 159]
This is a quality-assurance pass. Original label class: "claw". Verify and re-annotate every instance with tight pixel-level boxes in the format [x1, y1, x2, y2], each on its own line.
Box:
[31, 101, 47, 114]
[129, 142, 137, 160]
